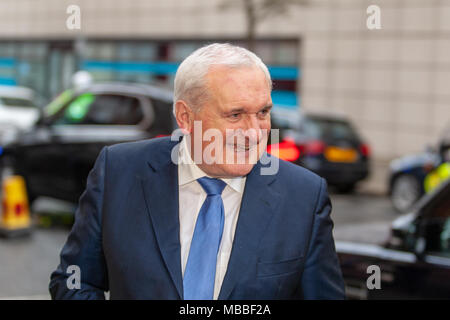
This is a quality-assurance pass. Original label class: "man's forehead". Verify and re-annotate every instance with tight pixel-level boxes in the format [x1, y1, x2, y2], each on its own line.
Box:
[220, 96, 272, 110]
[206, 66, 271, 103]
[207, 65, 269, 87]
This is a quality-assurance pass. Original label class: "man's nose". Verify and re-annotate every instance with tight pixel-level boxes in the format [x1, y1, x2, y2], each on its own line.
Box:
[243, 115, 262, 143]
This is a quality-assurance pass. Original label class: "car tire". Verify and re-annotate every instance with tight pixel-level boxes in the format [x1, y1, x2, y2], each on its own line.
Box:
[390, 174, 423, 213]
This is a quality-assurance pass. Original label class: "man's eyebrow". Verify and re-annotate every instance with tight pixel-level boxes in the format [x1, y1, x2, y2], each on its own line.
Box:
[225, 105, 272, 114]
[225, 108, 246, 114]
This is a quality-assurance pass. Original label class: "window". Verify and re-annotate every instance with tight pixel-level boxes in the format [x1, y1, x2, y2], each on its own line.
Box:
[0, 97, 36, 108]
[303, 117, 360, 141]
[54, 93, 144, 126]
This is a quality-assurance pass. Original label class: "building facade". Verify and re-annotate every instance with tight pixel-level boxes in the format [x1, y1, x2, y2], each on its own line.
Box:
[0, 0, 449, 192]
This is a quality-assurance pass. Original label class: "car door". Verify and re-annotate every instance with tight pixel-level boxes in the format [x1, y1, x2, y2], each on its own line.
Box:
[377, 182, 450, 299]
[414, 185, 450, 298]
[338, 182, 450, 299]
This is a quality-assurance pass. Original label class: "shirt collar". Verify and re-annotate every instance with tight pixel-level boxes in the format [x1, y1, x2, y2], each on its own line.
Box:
[178, 135, 246, 193]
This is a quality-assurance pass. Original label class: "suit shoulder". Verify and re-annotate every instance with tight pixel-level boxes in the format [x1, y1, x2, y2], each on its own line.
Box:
[107, 137, 158, 154]
[275, 159, 328, 215]
[104, 136, 175, 164]
[277, 158, 324, 188]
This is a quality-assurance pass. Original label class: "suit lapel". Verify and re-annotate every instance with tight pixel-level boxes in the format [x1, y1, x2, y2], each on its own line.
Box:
[140, 138, 183, 299]
[218, 161, 281, 300]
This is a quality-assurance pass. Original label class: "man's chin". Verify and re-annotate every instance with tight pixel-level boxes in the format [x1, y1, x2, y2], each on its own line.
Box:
[201, 163, 256, 179]
[218, 163, 255, 178]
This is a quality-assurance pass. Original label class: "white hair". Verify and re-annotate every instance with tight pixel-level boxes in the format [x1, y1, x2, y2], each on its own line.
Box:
[173, 43, 272, 115]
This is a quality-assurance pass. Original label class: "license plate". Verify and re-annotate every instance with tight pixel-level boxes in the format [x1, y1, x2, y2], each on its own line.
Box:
[324, 146, 358, 162]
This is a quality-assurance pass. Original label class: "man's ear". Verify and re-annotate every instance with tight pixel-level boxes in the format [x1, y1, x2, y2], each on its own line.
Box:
[174, 100, 193, 135]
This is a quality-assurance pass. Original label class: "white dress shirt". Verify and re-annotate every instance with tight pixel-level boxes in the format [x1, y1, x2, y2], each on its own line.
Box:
[178, 136, 246, 300]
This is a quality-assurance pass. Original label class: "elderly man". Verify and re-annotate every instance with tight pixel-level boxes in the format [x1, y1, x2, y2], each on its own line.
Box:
[49, 43, 345, 300]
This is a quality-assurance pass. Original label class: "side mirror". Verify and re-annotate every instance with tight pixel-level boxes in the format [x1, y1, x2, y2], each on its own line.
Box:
[389, 213, 418, 251]
[414, 236, 427, 259]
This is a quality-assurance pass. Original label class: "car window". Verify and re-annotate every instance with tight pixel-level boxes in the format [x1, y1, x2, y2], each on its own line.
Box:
[54, 93, 144, 125]
[303, 117, 359, 140]
[421, 183, 450, 257]
[148, 98, 174, 134]
[0, 96, 36, 108]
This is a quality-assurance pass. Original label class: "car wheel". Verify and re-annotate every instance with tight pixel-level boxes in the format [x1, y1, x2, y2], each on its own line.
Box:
[390, 174, 422, 212]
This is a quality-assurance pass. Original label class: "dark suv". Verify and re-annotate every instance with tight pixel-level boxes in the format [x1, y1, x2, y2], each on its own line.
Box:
[0, 82, 175, 204]
[269, 110, 370, 192]
[337, 179, 450, 299]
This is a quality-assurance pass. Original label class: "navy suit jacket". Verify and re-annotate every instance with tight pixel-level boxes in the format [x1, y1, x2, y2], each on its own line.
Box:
[49, 136, 345, 299]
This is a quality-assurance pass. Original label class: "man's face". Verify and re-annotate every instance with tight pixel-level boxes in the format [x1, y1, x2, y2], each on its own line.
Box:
[188, 65, 272, 178]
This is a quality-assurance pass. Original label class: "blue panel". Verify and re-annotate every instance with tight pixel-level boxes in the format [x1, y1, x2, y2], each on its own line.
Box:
[0, 57, 16, 68]
[0, 77, 17, 86]
[268, 66, 299, 80]
[82, 61, 179, 75]
[82, 60, 300, 81]
[271, 90, 298, 108]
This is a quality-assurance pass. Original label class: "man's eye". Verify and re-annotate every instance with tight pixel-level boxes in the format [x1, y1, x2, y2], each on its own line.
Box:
[258, 109, 269, 117]
[230, 113, 241, 119]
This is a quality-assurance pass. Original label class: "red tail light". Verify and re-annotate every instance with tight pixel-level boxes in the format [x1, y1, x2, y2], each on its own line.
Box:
[304, 140, 326, 156]
[359, 143, 370, 157]
[267, 139, 327, 161]
[267, 138, 301, 162]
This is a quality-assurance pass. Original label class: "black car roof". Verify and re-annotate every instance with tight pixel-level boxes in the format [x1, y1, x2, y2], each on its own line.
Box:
[407, 178, 450, 219]
[302, 111, 350, 123]
[440, 126, 450, 146]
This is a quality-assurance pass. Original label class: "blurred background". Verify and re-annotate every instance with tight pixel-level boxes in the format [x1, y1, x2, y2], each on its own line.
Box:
[0, 0, 449, 299]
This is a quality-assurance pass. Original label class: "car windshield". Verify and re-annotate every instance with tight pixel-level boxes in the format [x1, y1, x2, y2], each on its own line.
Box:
[50, 92, 144, 126]
[421, 181, 450, 257]
[0, 96, 36, 108]
[302, 117, 359, 140]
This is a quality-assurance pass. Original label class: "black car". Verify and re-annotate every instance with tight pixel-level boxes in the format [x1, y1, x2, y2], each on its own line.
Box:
[389, 126, 450, 212]
[0, 82, 175, 204]
[269, 110, 370, 192]
[337, 179, 450, 299]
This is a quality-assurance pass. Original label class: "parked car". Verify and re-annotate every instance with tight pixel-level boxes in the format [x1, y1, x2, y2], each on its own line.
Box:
[389, 126, 450, 212]
[269, 110, 370, 192]
[0, 82, 175, 205]
[337, 179, 450, 299]
[0, 85, 40, 145]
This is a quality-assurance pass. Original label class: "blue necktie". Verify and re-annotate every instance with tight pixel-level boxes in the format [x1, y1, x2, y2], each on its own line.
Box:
[183, 177, 227, 300]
